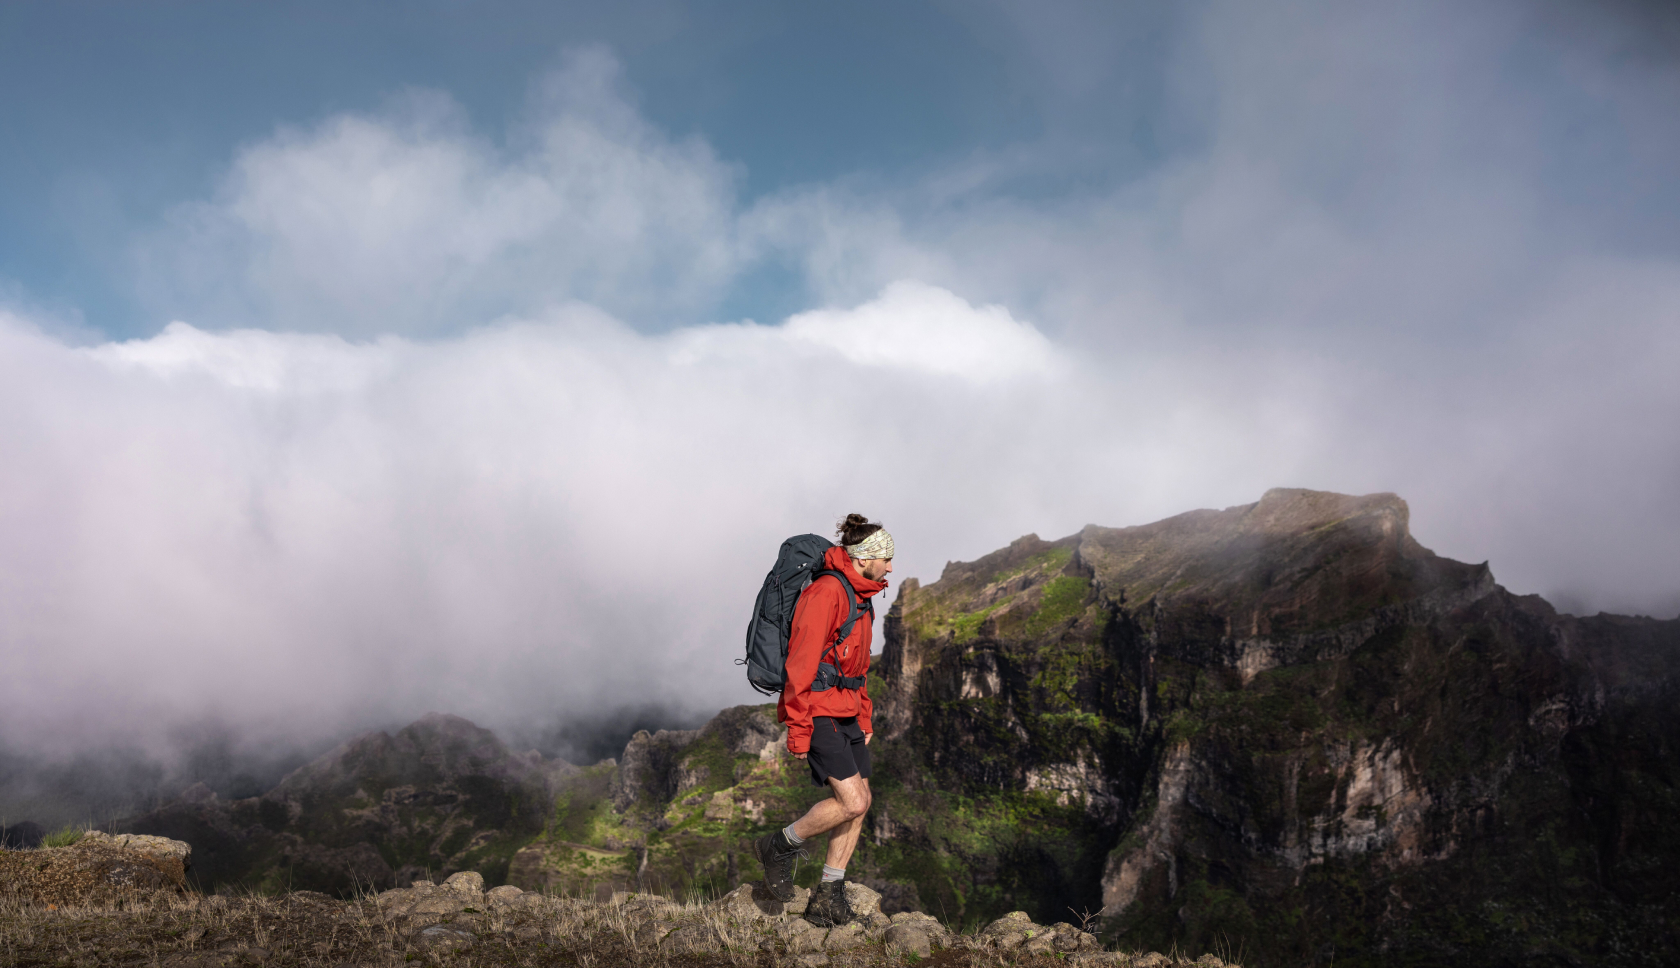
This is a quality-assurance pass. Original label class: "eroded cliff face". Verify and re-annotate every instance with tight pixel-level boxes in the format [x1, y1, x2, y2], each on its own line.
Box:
[878, 488, 1680, 966]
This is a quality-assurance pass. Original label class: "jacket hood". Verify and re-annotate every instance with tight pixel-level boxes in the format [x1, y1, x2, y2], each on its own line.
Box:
[823, 545, 888, 598]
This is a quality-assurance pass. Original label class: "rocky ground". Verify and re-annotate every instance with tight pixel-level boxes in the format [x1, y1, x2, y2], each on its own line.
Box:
[0, 838, 1239, 968]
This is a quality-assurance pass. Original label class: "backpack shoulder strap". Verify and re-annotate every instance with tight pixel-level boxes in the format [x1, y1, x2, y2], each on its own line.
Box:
[813, 569, 871, 645]
[808, 569, 873, 693]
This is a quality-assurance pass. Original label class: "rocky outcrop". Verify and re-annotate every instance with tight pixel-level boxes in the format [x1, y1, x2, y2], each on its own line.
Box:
[0, 831, 192, 905]
[875, 488, 1680, 965]
[111, 712, 574, 895]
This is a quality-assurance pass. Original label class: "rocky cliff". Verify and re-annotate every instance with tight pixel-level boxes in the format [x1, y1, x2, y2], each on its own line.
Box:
[114, 712, 572, 894]
[874, 488, 1680, 966]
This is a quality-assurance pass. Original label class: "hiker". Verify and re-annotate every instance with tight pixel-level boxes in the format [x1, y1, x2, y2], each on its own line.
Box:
[754, 513, 893, 927]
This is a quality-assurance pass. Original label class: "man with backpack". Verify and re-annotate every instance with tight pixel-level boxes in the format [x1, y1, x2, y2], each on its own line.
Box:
[749, 514, 893, 927]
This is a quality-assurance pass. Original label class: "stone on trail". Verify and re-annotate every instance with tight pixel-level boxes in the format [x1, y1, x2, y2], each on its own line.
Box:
[979, 910, 1043, 950]
[775, 918, 825, 954]
[841, 880, 882, 916]
[712, 881, 787, 921]
[442, 871, 484, 895]
[884, 921, 936, 958]
[409, 889, 471, 917]
[822, 921, 867, 950]
[1047, 920, 1103, 952]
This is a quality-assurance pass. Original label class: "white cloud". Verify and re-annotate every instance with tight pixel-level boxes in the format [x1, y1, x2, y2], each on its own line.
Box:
[137, 47, 742, 336]
[671, 281, 1057, 381]
[0, 288, 1336, 759]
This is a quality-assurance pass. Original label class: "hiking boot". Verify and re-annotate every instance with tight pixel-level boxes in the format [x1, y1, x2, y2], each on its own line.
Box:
[804, 879, 854, 927]
[753, 829, 803, 901]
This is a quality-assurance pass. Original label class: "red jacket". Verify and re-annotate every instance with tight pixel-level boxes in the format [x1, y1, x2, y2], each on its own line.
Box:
[779, 545, 887, 754]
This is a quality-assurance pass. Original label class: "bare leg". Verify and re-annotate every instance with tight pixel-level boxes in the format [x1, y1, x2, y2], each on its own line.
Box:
[823, 802, 867, 870]
[789, 774, 872, 868]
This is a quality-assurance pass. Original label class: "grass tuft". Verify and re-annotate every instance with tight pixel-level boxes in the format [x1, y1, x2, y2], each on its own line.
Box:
[40, 825, 85, 848]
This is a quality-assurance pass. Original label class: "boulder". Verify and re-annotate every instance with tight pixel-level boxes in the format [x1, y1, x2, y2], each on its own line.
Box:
[0, 833, 191, 905]
[822, 922, 868, 950]
[884, 921, 936, 958]
[410, 889, 472, 916]
[1048, 921, 1103, 952]
[775, 918, 825, 954]
[78, 830, 192, 866]
[841, 880, 882, 916]
[979, 910, 1041, 950]
[711, 881, 789, 920]
[442, 870, 484, 895]
[858, 912, 891, 939]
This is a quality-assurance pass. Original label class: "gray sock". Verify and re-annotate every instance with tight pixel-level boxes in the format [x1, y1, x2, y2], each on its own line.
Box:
[782, 824, 805, 846]
[822, 865, 845, 883]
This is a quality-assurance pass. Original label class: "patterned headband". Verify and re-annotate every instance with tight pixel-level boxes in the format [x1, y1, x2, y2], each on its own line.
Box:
[846, 529, 895, 561]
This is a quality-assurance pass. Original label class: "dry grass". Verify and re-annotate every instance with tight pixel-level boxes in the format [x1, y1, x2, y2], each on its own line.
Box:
[0, 852, 1223, 968]
[0, 886, 1196, 968]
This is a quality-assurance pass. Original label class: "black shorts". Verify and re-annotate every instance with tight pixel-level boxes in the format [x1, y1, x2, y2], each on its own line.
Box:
[806, 716, 871, 787]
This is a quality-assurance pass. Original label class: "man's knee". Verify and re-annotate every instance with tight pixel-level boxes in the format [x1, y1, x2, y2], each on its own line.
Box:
[832, 778, 870, 819]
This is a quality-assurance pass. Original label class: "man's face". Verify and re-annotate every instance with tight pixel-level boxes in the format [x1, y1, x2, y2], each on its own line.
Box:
[857, 557, 893, 582]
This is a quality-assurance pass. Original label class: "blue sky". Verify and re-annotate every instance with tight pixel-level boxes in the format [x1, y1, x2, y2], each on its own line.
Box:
[1, 0, 1678, 766]
[4, 0, 1171, 334]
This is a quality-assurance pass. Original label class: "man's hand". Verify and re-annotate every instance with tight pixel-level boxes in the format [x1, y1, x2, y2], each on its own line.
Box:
[794, 751, 807, 760]
[864, 732, 872, 745]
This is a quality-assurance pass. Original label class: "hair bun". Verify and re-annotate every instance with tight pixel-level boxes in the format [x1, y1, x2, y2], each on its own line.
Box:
[836, 512, 883, 546]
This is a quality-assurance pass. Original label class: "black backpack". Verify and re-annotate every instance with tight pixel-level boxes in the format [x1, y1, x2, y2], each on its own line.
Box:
[742, 534, 873, 696]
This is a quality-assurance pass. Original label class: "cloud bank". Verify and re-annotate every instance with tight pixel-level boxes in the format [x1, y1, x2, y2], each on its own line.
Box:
[0, 281, 1315, 762]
